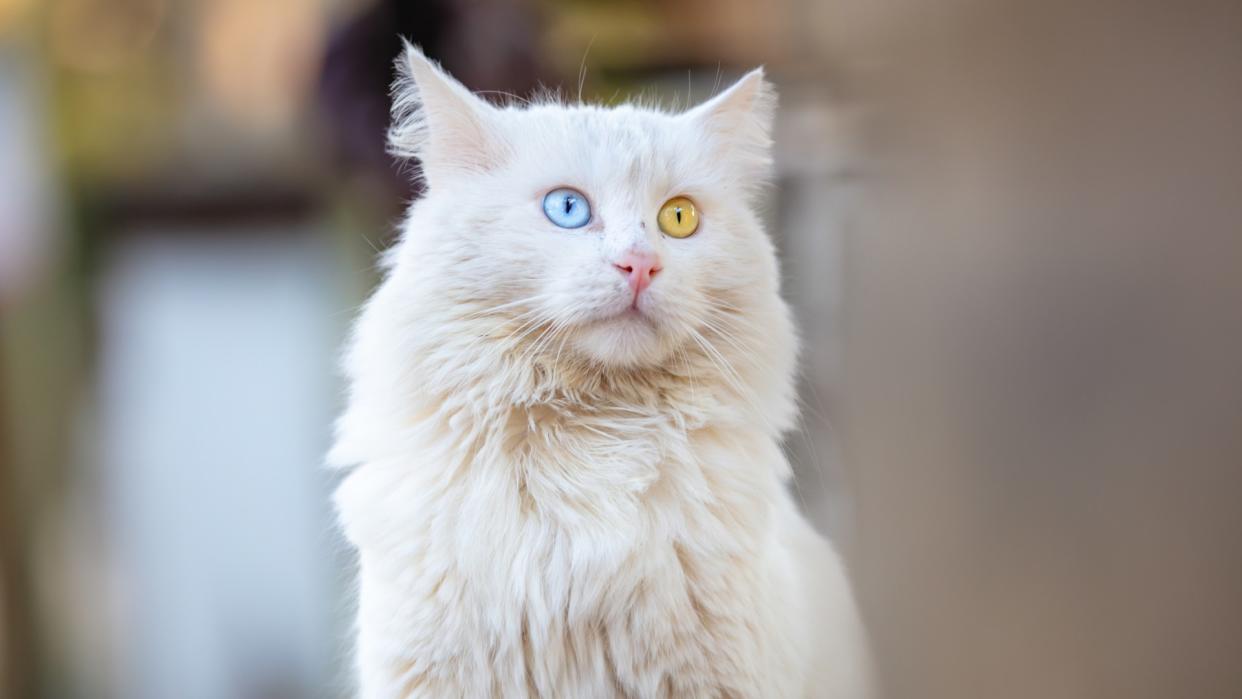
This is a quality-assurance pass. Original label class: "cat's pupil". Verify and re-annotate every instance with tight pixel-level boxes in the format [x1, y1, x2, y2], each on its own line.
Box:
[563, 197, 574, 214]
[676, 208, 682, 223]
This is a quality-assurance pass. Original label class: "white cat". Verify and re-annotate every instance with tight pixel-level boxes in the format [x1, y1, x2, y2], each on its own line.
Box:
[329, 43, 873, 698]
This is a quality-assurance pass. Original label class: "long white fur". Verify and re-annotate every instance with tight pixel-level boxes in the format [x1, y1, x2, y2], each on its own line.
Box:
[330, 43, 873, 698]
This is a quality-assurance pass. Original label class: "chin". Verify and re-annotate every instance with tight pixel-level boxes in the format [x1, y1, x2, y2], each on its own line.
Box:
[572, 312, 671, 368]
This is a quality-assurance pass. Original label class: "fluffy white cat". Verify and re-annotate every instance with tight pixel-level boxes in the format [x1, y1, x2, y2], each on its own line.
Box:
[329, 43, 872, 698]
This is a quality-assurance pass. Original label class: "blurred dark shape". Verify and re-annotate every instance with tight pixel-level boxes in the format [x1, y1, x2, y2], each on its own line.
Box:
[0, 396, 35, 699]
[317, 0, 541, 213]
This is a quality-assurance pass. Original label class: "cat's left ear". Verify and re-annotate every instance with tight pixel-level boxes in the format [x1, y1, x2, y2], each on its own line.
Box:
[388, 42, 505, 181]
[683, 68, 777, 182]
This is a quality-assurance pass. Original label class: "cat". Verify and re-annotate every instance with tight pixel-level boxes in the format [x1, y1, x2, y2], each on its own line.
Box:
[329, 42, 873, 698]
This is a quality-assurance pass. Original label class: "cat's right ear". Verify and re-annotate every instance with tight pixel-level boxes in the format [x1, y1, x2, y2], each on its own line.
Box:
[388, 42, 504, 180]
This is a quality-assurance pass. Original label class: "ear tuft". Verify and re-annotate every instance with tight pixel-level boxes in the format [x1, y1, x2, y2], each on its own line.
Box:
[685, 68, 778, 183]
[386, 41, 431, 161]
[388, 41, 503, 179]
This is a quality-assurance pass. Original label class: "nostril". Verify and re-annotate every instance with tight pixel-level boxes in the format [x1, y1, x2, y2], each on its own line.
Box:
[615, 263, 634, 275]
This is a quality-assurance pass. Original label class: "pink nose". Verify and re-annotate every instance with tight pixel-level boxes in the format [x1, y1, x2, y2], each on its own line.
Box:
[614, 250, 662, 296]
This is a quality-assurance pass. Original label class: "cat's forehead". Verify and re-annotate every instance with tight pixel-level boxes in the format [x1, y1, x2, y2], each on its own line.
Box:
[500, 102, 697, 185]
[513, 101, 676, 137]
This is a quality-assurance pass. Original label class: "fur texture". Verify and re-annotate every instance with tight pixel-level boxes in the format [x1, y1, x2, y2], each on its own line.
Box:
[330, 44, 872, 698]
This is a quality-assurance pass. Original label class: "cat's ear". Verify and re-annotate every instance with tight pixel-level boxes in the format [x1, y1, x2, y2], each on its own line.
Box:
[388, 42, 504, 178]
[683, 69, 777, 182]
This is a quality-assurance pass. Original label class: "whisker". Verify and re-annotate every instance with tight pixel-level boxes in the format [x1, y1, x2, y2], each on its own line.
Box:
[686, 328, 781, 437]
[697, 317, 763, 369]
[458, 293, 552, 320]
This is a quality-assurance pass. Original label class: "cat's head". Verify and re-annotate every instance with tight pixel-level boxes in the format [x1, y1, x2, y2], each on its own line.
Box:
[388, 43, 784, 372]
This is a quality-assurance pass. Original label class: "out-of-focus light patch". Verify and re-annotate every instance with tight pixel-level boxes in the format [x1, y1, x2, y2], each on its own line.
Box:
[0, 0, 33, 36]
[95, 230, 345, 699]
[48, 0, 164, 74]
[0, 49, 57, 304]
[197, 0, 325, 133]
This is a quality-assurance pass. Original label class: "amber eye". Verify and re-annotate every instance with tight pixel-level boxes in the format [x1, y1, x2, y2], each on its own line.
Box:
[657, 196, 699, 238]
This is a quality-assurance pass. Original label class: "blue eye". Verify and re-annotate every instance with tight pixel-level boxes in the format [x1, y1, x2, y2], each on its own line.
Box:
[542, 187, 591, 229]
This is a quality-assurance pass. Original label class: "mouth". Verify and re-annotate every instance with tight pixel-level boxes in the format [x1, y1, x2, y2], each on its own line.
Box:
[565, 299, 669, 366]
[588, 288, 657, 323]
[584, 302, 661, 338]
[615, 302, 656, 324]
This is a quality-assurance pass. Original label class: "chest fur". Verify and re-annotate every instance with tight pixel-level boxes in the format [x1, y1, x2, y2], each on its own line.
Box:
[337, 403, 790, 696]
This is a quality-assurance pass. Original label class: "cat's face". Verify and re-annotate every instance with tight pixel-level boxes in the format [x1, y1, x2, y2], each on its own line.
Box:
[391, 45, 779, 369]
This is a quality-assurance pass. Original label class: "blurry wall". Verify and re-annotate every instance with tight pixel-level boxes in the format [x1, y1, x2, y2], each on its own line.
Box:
[825, 1, 1242, 698]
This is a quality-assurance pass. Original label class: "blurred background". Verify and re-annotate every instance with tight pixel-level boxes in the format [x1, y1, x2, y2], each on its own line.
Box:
[1, 0, 1240, 698]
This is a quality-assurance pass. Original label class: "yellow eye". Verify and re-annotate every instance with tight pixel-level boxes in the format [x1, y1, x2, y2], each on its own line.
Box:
[657, 196, 700, 238]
